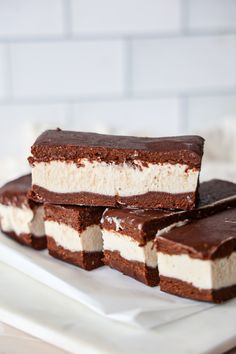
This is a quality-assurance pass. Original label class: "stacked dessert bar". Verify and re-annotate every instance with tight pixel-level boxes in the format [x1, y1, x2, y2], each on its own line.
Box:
[27, 129, 203, 272]
[0, 128, 236, 304]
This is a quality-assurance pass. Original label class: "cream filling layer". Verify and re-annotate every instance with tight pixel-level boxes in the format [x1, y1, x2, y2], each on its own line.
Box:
[32, 159, 199, 196]
[102, 229, 157, 268]
[45, 220, 103, 252]
[0, 204, 45, 237]
[157, 252, 236, 290]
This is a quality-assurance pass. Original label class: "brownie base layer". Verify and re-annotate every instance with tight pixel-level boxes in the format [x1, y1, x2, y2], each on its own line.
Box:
[29, 185, 196, 210]
[47, 236, 103, 270]
[2, 231, 47, 250]
[103, 250, 159, 287]
[160, 276, 236, 303]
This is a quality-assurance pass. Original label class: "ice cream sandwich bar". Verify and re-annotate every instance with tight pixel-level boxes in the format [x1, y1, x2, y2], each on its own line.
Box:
[28, 129, 204, 210]
[0, 174, 46, 250]
[157, 208, 236, 303]
[44, 204, 105, 270]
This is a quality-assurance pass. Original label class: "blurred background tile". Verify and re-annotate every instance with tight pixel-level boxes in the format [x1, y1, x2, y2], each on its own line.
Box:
[71, 0, 181, 35]
[132, 35, 236, 94]
[188, 0, 236, 32]
[0, 0, 65, 38]
[71, 98, 182, 136]
[11, 40, 125, 99]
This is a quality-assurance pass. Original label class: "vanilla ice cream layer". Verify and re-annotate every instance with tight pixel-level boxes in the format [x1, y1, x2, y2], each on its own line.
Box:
[0, 204, 45, 237]
[158, 252, 236, 290]
[32, 159, 199, 196]
[102, 229, 157, 268]
[45, 221, 103, 252]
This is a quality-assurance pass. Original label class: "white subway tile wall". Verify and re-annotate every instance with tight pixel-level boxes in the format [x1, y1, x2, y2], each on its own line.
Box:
[0, 0, 236, 162]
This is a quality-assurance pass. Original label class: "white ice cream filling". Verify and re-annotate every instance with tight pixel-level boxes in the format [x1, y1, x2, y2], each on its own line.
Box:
[102, 229, 157, 268]
[157, 252, 236, 290]
[45, 220, 103, 253]
[0, 204, 45, 237]
[32, 159, 199, 196]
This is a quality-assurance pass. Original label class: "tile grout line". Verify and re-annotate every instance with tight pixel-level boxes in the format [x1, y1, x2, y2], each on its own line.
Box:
[180, 0, 189, 35]
[63, 0, 73, 38]
[0, 31, 236, 44]
[3, 43, 13, 102]
[1, 88, 236, 107]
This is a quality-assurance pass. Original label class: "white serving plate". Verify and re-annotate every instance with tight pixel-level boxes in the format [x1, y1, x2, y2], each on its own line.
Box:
[1, 257, 236, 354]
[0, 234, 216, 329]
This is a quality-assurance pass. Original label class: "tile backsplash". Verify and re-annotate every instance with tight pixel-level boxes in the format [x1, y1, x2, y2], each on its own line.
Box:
[0, 0, 236, 161]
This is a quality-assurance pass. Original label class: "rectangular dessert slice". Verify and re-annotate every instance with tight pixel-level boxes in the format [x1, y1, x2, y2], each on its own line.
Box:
[156, 208, 236, 303]
[102, 179, 236, 287]
[28, 129, 204, 210]
[0, 174, 46, 250]
[44, 204, 105, 270]
[101, 208, 186, 286]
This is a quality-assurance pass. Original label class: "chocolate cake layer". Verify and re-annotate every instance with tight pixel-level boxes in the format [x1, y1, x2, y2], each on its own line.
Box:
[3, 231, 46, 250]
[157, 208, 236, 260]
[30, 187, 196, 210]
[160, 276, 236, 303]
[44, 203, 104, 233]
[47, 237, 103, 270]
[28, 129, 204, 210]
[104, 250, 159, 287]
[30, 129, 204, 167]
[0, 174, 33, 207]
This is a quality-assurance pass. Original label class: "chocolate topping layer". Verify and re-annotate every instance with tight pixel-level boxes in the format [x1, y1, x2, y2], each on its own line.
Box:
[0, 174, 34, 208]
[29, 129, 204, 167]
[102, 179, 236, 244]
[197, 179, 236, 209]
[44, 204, 104, 233]
[157, 208, 236, 260]
[102, 208, 182, 244]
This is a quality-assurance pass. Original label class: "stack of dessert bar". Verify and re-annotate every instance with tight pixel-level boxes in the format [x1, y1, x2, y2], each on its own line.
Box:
[0, 129, 236, 304]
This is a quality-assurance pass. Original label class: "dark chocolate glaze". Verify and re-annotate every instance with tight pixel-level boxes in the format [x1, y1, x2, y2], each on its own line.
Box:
[0, 174, 34, 207]
[157, 208, 236, 260]
[102, 179, 236, 244]
[102, 208, 182, 244]
[197, 179, 236, 208]
[29, 129, 204, 167]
